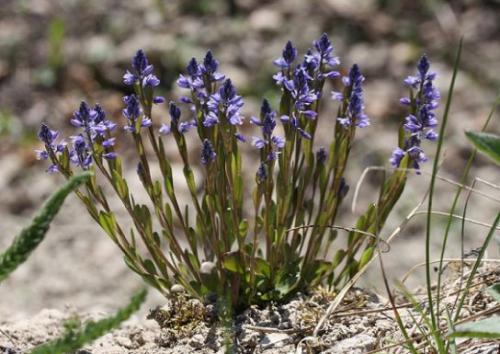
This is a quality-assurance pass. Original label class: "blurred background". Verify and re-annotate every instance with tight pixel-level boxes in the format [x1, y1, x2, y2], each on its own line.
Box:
[0, 0, 499, 319]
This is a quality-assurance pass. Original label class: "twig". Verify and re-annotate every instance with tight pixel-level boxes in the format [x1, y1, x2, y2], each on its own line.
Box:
[243, 325, 309, 335]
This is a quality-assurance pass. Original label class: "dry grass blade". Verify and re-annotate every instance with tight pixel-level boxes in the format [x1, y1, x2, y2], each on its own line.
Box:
[401, 258, 500, 283]
[285, 224, 391, 252]
[352, 166, 500, 214]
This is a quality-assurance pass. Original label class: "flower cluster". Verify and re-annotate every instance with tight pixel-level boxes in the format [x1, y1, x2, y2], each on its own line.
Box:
[251, 99, 284, 161]
[176, 51, 245, 162]
[391, 55, 440, 170]
[201, 138, 216, 165]
[333, 64, 370, 128]
[159, 102, 196, 135]
[36, 124, 64, 173]
[177, 51, 225, 103]
[123, 49, 161, 91]
[122, 94, 152, 133]
[205, 79, 244, 127]
[272, 34, 342, 142]
[36, 101, 117, 172]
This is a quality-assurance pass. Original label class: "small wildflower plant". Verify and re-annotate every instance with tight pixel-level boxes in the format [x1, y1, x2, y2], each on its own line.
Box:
[36, 34, 439, 313]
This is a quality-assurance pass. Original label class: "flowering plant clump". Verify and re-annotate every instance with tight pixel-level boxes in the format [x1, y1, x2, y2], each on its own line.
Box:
[37, 34, 438, 313]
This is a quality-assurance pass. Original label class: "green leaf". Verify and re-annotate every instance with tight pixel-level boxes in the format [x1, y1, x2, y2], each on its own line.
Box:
[223, 252, 244, 274]
[448, 316, 500, 339]
[183, 166, 197, 194]
[143, 259, 158, 275]
[98, 211, 116, 238]
[0, 172, 91, 282]
[358, 246, 374, 268]
[254, 257, 270, 277]
[465, 131, 500, 164]
[30, 288, 147, 354]
[239, 219, 249, 238]
[486, 283, 500, 303]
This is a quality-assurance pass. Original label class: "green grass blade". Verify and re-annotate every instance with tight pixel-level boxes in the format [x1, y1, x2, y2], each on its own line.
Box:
[30, 287, 147, 354]
[465, 131, 500, 165]
[453, 212, 500, 322]
[0, 172, 92, 282]
[425, 38, 462, 348]
[436, 96, 499, 325]
[396, 282, 437, 352]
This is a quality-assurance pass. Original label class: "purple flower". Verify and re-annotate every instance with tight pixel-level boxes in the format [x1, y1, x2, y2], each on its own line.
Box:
[38, 123, 59, 146]
[123, 49, 158, 87]
[251, 99, 285, 155]
[153, 96, 166, 104]
[336, 64, 370, 128]
[179, 120, 195, 133]
[302, 33, 340, 80]
[142, 74, 160, 88]
[122, 94, 143, 132]
[103, 152, 117, 160]
[251, 99, 276, 136]
[201, 51, 225, 82]
[169, 101, 181, 124]
[71, 102, 116, 142]
[201, 139, 216, 165]
[256, 162, 267, 183]
[206, 79, 244, 126]
[313, 33, 340, 68]
[102, 137, 116, 148]
[271, 135, 285, 149]
[203, 112, 219, 127]
[280, 114, 312, 140]
[316, 147, 327, 165]
[337, 177, 349, 198]
[47, 164, 59, 174]
[252, 137, 266, 149]
[235, 132, 246, 142]
[278, 66, 318, 112]
[132, 50, 153, 75]
[273, 41, 298, 69]
[36, 123, 67, 172]
[159, 124, 171, 135]
[390, 147, 405, 168]
[392, 55, 440, 170]
[177, 73, 203, 90]
[160, 102, 195, 135]
[35, 149, 49, 160]
[70, 134, 92, 170]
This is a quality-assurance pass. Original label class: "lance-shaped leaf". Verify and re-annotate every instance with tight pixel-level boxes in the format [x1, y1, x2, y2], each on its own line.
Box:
[448, 316, 500, 339]
[465, 131, 500, 165]
[0, 172, 91, 282]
